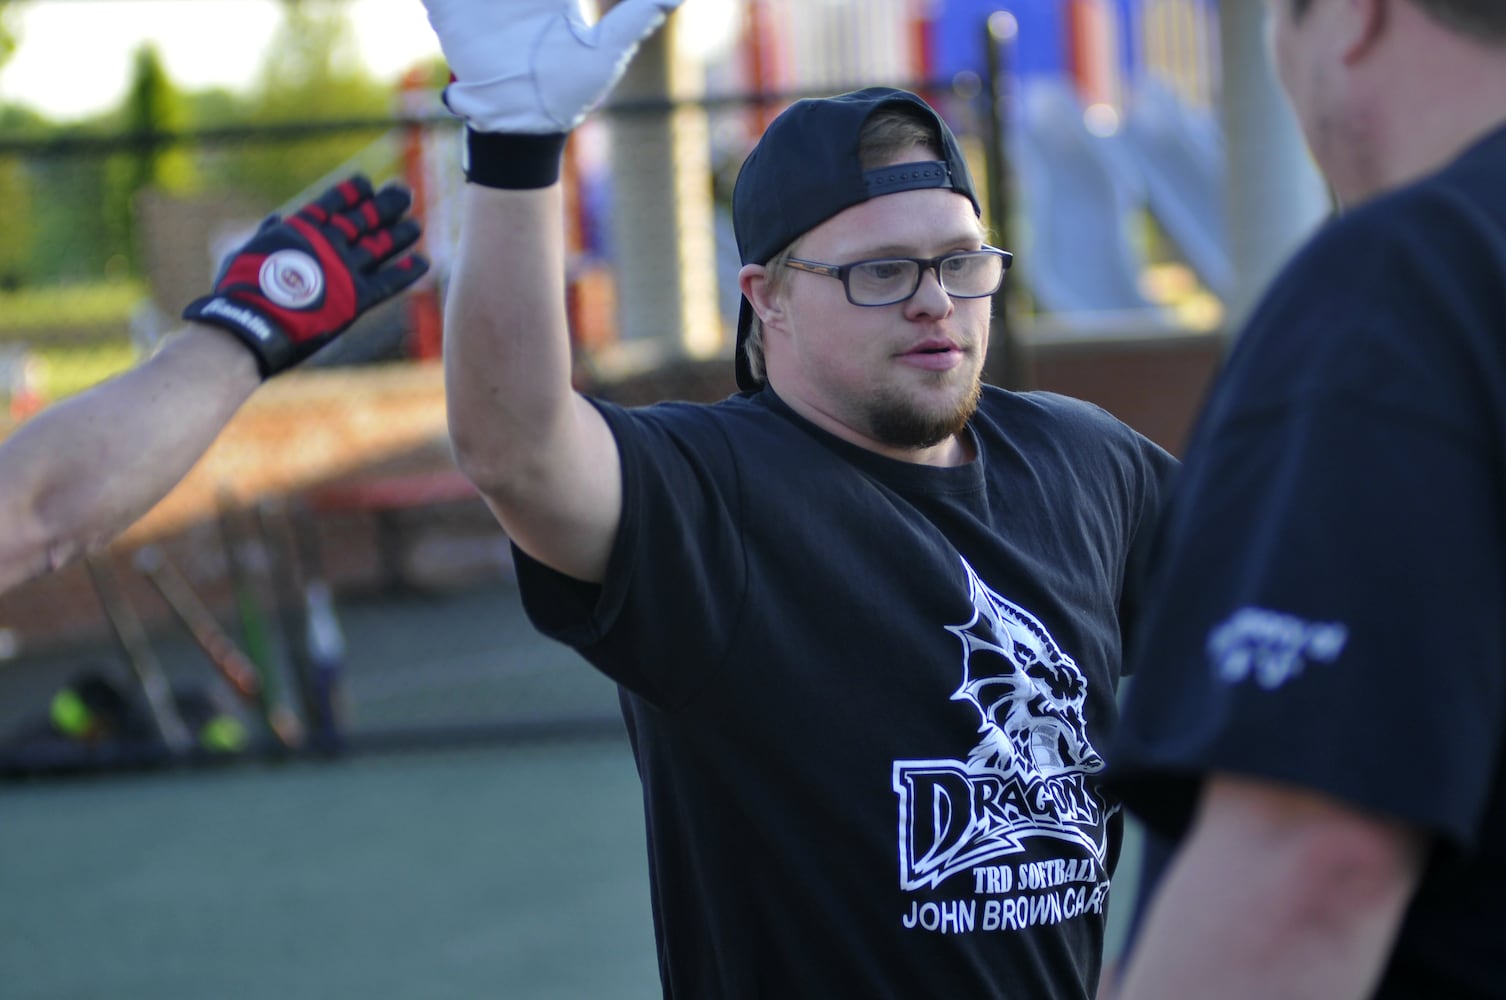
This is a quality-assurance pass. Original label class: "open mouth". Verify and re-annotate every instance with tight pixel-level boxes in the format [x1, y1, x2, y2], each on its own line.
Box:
[900, 342, 965, 370]
[906, 341, 961, 356]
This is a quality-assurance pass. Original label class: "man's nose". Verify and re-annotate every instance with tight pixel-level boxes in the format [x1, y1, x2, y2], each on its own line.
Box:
[905, 265, 953, 317]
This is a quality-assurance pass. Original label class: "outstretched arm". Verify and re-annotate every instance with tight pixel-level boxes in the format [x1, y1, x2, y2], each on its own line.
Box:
[1115, 773, 1424, 1000]
[0, 175, 427, 596]
[0, 326, 257, 594]
[427, 0, 683, 583]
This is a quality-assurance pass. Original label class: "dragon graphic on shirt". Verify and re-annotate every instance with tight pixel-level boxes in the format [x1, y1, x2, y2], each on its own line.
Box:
[893, 556, 1110, 891]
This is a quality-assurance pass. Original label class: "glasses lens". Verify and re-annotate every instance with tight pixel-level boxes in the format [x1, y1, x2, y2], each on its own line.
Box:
[940, 251, 1005, 297]
[846, 259, 920, 305]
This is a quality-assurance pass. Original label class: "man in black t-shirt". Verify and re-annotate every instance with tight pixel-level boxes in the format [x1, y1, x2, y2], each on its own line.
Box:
[1108, 2, 1506, 998]
[424, 1, 1174, 995]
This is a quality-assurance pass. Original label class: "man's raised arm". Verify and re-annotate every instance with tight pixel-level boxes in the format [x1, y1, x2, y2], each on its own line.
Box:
[425, 0, 684, 584]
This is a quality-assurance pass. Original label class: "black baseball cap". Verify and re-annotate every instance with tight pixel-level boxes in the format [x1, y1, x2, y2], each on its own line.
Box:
[731, 87, 981, 391]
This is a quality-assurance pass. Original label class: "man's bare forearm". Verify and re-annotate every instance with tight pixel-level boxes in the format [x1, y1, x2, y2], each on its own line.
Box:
[0, 325, 258, 594]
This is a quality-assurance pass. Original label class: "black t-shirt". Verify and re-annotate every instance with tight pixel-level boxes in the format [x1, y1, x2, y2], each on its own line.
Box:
[516, 385, 1174, 998]
[1108, 127, 1506, 998]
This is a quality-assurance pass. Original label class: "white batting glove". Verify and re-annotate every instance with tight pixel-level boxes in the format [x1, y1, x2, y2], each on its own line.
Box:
[425, 0, 688, 134]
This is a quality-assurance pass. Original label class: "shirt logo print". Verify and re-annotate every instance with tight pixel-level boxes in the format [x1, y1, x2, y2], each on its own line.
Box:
[1207, 606, 1349, 690]
[894, 556, 1109, 893]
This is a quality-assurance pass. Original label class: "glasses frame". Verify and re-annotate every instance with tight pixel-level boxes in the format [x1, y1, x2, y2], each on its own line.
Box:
[783, 246, 1014, 307]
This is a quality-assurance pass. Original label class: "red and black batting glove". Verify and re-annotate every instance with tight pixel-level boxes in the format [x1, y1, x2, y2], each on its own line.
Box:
[183, 174, 430, 377]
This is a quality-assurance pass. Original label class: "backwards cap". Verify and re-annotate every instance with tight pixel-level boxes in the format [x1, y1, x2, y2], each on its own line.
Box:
[730, 87, 981, 391]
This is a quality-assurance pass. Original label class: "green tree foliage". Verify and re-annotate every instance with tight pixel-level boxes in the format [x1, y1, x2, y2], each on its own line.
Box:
[0, 102, 118, 285]
[0, 157, 30, 287]
[103, 44, 198, 274]
[0, 2, 29, 285]
[0, 104, 40, 287]
[3, 0, 408, 285]
[211, 0, 394, 206]
[25, 149, 117, 283]
[119, 44, 197, 193]
[0, 0, 17, 74]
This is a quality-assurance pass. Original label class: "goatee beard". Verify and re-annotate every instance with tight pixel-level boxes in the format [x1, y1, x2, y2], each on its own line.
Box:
[868, 374, 983, 450]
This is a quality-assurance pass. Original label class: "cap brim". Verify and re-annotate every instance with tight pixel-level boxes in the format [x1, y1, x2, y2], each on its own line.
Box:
[734, 296, 760, 392]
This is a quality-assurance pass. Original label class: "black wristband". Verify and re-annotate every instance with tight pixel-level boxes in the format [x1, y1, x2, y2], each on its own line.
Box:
[463, 129, 569, 189]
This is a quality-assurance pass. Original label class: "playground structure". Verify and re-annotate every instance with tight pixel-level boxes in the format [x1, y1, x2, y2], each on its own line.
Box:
[347, 0, 1236, 374]
[934, 0, 1228, 319]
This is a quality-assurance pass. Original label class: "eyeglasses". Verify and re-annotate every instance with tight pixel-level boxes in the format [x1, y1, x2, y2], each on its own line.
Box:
[783, 246, 1013, 307]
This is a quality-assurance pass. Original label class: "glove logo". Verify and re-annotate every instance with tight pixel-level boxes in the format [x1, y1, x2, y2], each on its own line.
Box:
[258, 250, 325, 310]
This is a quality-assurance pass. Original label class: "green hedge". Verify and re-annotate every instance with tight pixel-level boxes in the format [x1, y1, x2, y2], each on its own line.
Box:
[0, 280, 146, 337]
[32, 342, 141, 400]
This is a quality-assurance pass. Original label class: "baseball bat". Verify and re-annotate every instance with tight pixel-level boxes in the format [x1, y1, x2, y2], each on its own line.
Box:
[84, 552, 194, 754]
[257, 498, 351, 746]
[132, 545, 263, 704]
[253, 500, 320, 735]
[288, 496, 348, 747]
[215, 494, 305, 750]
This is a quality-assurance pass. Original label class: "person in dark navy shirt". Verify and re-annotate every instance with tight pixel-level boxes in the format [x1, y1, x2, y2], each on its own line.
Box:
[1108, 2, 1506, 997]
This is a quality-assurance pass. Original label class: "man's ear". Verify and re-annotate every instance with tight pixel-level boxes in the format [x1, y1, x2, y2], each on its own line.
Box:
[739, 263, 786, 330]
[1341, 0, 1388, 64]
